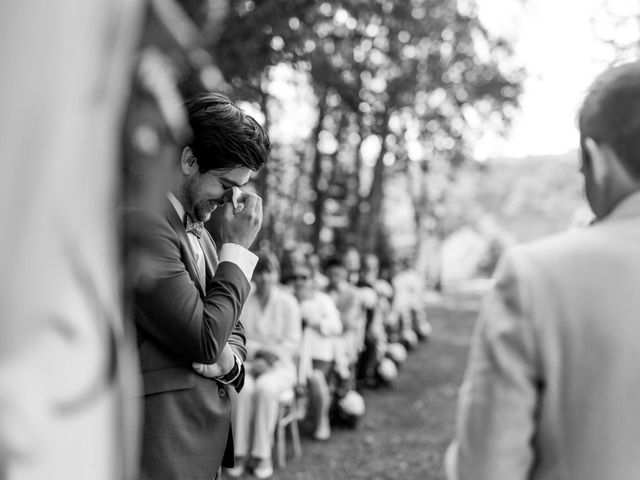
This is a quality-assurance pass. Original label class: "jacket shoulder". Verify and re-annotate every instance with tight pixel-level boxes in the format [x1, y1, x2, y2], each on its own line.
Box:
[506, 227, 599, 265]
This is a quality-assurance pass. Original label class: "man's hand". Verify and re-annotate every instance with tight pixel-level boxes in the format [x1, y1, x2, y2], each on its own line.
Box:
[192, 344, 236, 378]
[219, 188, 262, 249]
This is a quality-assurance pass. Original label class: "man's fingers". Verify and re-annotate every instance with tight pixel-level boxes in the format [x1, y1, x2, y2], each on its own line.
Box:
[231, 186, 243, 211]
[239, 192, 260, 211]
[225, 192, 262, 219]
[192, 362, 205, 374]
[227, 187, 245, 215]
[192, 362, 222, 378]
[221, 189, 262, 217]
[219, 192, 263, 248]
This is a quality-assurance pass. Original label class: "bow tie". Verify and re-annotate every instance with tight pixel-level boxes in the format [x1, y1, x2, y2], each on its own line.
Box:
[185, 215, 204, 239]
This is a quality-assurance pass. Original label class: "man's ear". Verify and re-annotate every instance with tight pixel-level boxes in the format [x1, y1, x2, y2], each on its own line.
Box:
[180, 147, 198, 175]
[583, 137, 610, 185]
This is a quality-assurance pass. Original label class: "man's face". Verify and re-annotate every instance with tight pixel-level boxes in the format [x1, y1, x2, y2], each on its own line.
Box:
[254, 269, 276, 294]
[291, 268, 312, 299]
[183, 166, 251, 222]
[327, 265, 347, 288]
[344, 249, 360, 272]
[308, 254, 320, 271]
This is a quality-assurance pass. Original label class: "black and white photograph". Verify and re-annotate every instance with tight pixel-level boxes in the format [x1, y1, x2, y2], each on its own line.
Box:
[1, 0, 639, 479]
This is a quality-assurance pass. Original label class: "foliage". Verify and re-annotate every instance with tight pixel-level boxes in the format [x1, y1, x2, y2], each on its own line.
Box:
[591, 0, 640, 64]
[429, 152, 588, 282]
[198, 0, 525, 263]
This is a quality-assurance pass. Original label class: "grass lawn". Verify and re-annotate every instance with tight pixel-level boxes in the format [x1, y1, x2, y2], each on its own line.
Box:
[267, 299, 479, 480]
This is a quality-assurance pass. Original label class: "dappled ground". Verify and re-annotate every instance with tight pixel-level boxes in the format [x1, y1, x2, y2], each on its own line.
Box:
[270, 294, 480, 480]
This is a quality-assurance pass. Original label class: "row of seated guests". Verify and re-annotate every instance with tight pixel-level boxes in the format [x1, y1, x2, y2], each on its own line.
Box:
[324, 249, 432, 389]
[227, 249, 431, 479]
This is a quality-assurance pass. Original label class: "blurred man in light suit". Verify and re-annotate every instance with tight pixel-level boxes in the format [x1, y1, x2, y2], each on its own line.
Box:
[0, 2, 144, 480]
[446, 60, 640, 480]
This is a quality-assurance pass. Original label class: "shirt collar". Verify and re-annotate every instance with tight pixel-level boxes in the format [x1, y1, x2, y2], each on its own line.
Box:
[606, 189, 640, 222]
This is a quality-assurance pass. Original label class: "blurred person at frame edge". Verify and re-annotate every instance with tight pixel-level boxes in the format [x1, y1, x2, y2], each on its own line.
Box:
[0, 1, 144, 480]
[446, 60, 640, 480]
[0, 0, 234, 479]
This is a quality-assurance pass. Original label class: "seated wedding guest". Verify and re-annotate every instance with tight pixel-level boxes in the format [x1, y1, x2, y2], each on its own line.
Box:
[391, 258, 431, 342]
[325, 255, 366, 387]
[307, 252, 329, 290]
[291, 263, 343, 441]
[227, 253, 302, 479]
[356, 254, 388, 388]
[343, 246, 362, 285]
[446, 60, 640, 480]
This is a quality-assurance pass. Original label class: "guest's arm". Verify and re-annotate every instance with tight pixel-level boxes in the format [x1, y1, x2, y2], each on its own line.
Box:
[301, 292, 343, 336]
[278, 294, 303, 359]
[447, 249, 541, 480]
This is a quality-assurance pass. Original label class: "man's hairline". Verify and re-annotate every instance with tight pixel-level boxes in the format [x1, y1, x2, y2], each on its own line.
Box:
[202, 167, 253, 188]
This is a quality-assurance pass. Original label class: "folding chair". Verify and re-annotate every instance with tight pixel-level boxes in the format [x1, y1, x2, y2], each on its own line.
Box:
[274, 386, 303, 468]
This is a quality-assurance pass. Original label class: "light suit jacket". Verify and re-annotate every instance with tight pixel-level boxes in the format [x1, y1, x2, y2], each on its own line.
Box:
[133, 204, 247, 480]
[448, 191, 640, 480]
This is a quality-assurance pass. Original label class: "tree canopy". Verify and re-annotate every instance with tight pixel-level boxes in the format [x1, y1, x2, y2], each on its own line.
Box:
[193, 0, 525, 266]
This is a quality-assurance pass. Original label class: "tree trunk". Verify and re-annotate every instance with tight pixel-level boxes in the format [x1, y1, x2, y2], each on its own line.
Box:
[310, 87, 328, 250]
[347, 115, 365, 240]
[360, 111, 390, 253]
[362, 140, 388, 253]
[407, 161, 427, 259]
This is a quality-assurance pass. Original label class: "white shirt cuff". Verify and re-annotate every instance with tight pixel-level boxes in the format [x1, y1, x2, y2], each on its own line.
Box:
[219, 243, 258, 283]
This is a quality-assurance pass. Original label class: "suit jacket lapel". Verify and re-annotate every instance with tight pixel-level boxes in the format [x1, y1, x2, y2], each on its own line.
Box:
[199, 231, 219, 286]
[166, 203, 206, 296]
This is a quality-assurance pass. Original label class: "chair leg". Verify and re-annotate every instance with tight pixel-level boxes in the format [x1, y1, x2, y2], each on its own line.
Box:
[277, 418, 286, 468]
[290, 417, 302, 459]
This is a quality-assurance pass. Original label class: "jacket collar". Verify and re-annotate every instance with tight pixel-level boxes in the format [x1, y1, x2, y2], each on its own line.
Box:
[165, 198, 220, 292]
[165, 200, 206, 294]
[167, 192, 186, 223]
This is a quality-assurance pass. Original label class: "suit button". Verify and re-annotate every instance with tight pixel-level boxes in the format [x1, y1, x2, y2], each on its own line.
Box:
[218, 388, 226, 397]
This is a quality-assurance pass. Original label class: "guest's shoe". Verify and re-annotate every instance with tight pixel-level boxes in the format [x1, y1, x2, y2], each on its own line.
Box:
[225, 457, 246, 478]
[253, 458, 274, 479]
[312, 431, 330, 442]
[313, 417, 331, 441]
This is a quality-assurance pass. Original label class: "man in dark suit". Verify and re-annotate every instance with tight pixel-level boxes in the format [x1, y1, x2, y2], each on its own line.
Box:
[131, 93, 270, 480]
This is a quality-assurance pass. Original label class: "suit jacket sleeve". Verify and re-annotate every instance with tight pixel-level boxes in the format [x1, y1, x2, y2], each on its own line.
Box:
[133, 210, 250, 365]
[447, 249, 542, 480]
[227, 320, 246, 392]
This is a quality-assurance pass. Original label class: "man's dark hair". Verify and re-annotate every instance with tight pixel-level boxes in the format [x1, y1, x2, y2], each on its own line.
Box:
[184, 93, 270, 172]
[323, 255, 345, 271]
[579, 60, 640, 179]
[254, 251, 279, 276]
